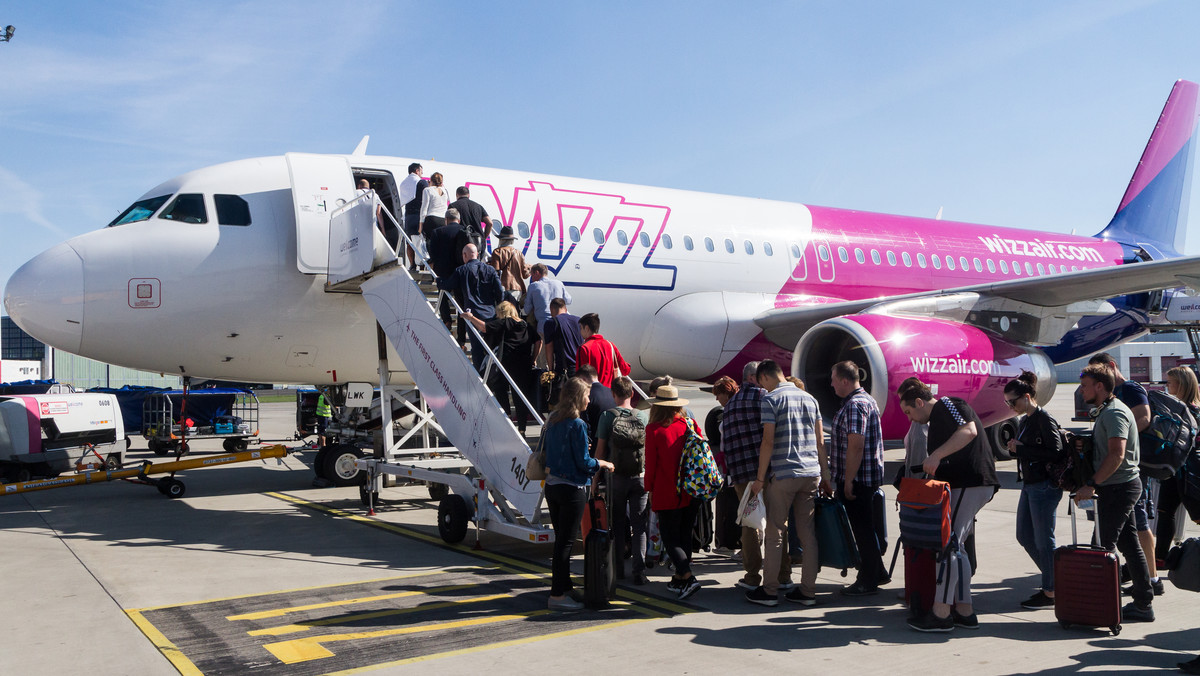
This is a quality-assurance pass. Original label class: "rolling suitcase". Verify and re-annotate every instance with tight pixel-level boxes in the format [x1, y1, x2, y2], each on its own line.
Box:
[692, 497, 714, 553]
[904, 545, 938, 616]
[714, 486, 742, 550]
[583, 492, 616, 608]
[815, 496, 860, 576]
[1054, 500, 1121, 635]
[581, 493, 609, 542]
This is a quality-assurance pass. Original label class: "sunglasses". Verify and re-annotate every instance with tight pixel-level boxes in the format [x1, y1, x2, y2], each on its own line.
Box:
[1004, 397, 1021, 407]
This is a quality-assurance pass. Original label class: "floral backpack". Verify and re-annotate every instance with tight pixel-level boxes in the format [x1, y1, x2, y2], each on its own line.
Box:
[676, 417, 723, 500]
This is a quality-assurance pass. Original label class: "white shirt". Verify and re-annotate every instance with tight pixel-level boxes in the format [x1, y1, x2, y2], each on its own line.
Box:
[420, 185, 450, 222]
[398, 172, 421, 206]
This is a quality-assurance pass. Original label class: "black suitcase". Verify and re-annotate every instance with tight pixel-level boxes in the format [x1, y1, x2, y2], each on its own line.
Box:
[583, 494, 615, 608]
[714, 486, 742, 550]
[872, 486, 889, 557]
[691, 498, 714, 553]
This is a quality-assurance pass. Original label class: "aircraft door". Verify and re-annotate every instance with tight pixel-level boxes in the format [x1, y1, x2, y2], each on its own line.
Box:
[286, 153, 357, 274]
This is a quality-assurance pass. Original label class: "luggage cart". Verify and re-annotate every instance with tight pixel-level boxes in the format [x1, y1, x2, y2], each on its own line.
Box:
[142, 388, 260, 455]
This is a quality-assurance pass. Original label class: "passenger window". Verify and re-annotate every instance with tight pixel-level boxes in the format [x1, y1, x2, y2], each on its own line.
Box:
[946, 256, 955, 271]
[790, 244, 801, 258]
[593, 229, 605, 244]
[109, 194, 171, 227]
[886, 251, 896, 266]
[744, 240, 754, 255]
[973, 258, 982, 272]
[518, 221, 530, 239]
[1025, 262, 1034, 275]
[705, 237, 715, 252]
[1013, 261, 1023, 275]
[960, 257, 969, 270]
[819, 244, 831, 261]
[932, 254, 942, 270]
[159, 193, 207, 224]
[870, 249, 880, 265]
[902, 252, 912, 267]
[987, 259, 996, 273]
[662, 234, 673, 249]
[838, 246, 849, 262]
[1048, 264, 1056, 274]
[855, 248, 865, 264]
[917, 253, 927, 268]
[214, 194, 251, 226]
[569, 226, 581, 243]
[725, 238, 735, 254]
[684, 235, 694, 251]
[1000, 260, 1009, 273]
[640, 231, 651, 247]
[544, 224, 557, 241]
[618, 230, 629, 246]
[1037, 263, 1046, 275]
[763, 242, 773, 256]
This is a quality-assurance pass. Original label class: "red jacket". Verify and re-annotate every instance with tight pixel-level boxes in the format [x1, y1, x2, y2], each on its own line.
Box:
[575, 335, 630, 388]
[644, 416, 694, 512]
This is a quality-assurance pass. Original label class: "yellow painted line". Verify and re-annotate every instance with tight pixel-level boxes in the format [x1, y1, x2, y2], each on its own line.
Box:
[125, 609, 204, 676]
[227, 583, 478, 622]
[248, 593, 512, 636]
[132, 566, 494, 613]
[318, 616, 652, 675]
[263, 610, 551, 664]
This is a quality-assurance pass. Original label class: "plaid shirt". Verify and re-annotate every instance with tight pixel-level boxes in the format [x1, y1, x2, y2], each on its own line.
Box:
[830, 388, 885, 487]
[721, 382, 765, 484]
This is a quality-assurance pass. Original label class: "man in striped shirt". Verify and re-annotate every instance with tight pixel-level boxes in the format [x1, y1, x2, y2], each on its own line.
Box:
[830, 360, 887, 596]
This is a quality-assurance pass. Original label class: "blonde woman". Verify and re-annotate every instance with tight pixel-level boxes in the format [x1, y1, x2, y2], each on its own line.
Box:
[1157, 366, 1200, 565]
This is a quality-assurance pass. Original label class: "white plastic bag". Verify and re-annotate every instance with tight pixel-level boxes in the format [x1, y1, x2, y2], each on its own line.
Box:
[737, 487, 767, 531]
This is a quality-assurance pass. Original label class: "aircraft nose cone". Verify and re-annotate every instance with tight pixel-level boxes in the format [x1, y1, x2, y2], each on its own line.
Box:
[4, 242, 84, 354]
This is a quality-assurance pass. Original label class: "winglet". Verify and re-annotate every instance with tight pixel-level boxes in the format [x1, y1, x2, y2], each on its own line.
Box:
[351, 135, 370, 156]
[1096, 80, 1200, 257]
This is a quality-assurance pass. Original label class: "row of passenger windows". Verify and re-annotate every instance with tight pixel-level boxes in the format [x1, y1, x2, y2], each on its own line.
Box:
[108, 193, 251, 227]
[514, 220, 1085, 276]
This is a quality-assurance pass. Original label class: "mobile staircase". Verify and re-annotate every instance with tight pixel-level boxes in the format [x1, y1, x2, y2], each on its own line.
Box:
[323, 192, 554, 546]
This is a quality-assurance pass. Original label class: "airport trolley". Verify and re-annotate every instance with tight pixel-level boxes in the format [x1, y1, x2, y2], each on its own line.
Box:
[142, 388, 260, 455]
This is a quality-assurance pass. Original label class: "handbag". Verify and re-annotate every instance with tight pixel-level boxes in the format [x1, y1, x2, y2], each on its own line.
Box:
[525, 433, 547, 481]
[609, 342, 621, 382]
[736, 485, 767, 531]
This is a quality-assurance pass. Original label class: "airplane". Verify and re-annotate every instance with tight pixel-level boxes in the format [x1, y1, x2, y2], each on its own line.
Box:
[5, 80, 1199, 451]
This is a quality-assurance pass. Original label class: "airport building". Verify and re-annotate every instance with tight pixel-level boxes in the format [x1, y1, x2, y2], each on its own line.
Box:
[2, 316, 181, 389]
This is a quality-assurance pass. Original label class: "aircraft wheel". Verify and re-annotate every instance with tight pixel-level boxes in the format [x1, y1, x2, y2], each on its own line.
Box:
[987, 418, 1018, 461]
[148, 439, 169, 456]
[160, 478, 186, 499]
[427, 481, 449, 501]
[321, 444, 364, 487]
[437, 494, 471, 544]
[104, 454, 122, 470]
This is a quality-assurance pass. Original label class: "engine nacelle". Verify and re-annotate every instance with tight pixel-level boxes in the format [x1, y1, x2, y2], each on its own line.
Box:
[793, 314, 1056, 439]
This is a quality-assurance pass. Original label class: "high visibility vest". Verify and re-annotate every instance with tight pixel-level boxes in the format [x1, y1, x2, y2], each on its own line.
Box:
[316, 394, 332, 419]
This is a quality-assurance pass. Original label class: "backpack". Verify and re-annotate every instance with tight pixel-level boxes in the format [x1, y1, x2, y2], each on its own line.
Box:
[1180, 445, 1200, 522]
[676, 417, 722, 500]
[1046, 430, 1095, 492]
[1139, 390, 1198, 480]
[607, 407, 646, 477]
[897, 477, 952, 551]
[463, 223, 485, 253]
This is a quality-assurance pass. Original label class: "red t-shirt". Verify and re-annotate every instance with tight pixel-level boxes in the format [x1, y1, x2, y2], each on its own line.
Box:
[575, 335, 630, 387]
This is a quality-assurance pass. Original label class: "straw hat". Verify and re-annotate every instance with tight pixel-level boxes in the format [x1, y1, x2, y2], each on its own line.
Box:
[649, 384, 689, 408]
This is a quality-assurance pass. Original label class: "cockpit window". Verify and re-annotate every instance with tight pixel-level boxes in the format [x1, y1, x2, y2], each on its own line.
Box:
[108, 194, 171, 227]
[215, 194, 251, 226]
[159, 193, 208, 224]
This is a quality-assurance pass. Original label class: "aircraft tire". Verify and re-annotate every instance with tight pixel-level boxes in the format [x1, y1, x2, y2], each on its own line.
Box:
[987, 418, 1018, 461]
[321, 444, 364, 487]
[437, 494, 471, 544]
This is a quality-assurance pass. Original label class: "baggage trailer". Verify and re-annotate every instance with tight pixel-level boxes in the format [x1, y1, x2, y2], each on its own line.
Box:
[1, 445, 290, 499]
[142, 388, 260, 455]
[0, 393, 126, 483]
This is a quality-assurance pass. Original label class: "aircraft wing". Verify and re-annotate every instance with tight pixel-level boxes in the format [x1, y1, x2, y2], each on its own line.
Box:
[754, 253, 1200, 347]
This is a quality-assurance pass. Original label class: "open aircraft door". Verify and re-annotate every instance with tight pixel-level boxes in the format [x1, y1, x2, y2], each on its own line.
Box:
[286, 153, 357, 274]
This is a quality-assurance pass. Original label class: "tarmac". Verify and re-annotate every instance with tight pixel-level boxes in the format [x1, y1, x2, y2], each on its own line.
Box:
[2, 385, 1197, 675]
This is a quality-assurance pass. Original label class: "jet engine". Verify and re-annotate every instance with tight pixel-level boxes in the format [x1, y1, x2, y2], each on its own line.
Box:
[793, 314, 1057, 443]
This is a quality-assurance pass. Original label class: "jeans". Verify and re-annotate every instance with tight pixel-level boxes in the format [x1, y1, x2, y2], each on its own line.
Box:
[1015, 479, 1063, 592]
[657, 502, 699, 577]
[841, 480, 887, 588]
[764, 476, 819, 595]
[610, 474, 649, 576]
[1096, 476, 1153, 608]
[545, 483, 587, 595]
[1156, 476, 1183, 561]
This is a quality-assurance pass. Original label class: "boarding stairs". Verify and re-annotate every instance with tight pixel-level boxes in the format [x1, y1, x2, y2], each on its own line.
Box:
[323, 192, 553, 544]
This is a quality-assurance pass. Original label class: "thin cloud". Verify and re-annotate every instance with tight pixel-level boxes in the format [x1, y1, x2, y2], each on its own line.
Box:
[0, 165, 67, 237]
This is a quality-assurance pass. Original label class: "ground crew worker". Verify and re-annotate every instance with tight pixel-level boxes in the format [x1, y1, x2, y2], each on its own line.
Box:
[315, 391, 333, 449]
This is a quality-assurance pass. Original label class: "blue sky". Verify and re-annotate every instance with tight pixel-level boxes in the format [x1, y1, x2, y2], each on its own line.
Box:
[2, 0, 1199, 294]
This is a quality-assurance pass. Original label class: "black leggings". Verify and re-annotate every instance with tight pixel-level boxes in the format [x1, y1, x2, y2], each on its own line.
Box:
[656, 502, 699, 577]
[545, 483, 587, 595]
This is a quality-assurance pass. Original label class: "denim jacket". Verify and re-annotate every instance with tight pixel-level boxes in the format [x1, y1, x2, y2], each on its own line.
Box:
[545, 417, 598, 486]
